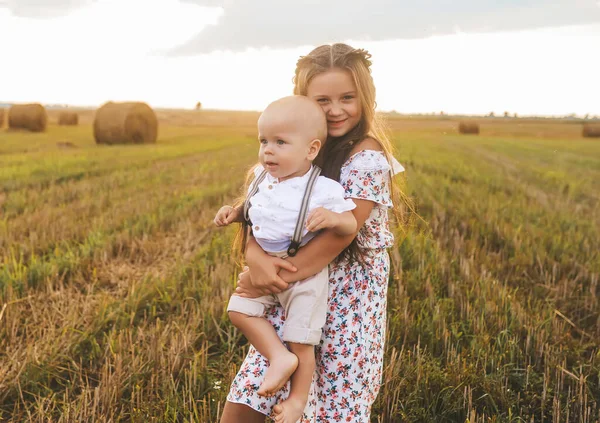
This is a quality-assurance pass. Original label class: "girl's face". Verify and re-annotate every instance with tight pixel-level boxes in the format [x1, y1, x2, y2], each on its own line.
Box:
[306, 68, 362, 138]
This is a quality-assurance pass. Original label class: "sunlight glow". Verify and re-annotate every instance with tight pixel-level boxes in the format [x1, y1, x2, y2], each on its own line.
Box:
[0, 2, 598, 116]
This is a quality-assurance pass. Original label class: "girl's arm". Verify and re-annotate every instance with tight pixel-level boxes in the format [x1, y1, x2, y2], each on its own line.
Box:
[237, 199, 375, 296]
[281, 198, 374, 281]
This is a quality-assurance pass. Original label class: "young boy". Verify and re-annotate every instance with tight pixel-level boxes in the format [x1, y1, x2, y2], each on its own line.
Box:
[214, 95, 357, 422]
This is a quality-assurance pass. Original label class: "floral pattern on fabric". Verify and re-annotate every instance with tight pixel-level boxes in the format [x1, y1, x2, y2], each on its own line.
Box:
[341, 150, 399, 250]
[227, 150, 399, 422]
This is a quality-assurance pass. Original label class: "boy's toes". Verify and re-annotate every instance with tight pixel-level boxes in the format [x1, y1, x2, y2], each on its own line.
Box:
[273, 404, 285, 422]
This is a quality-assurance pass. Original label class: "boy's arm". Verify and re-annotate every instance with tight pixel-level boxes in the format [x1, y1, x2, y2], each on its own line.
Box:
[331, 210, 357, 236]
[227, 205, 245, 223]
[305, 207, 357, 236]
[213, 205, 245, 226]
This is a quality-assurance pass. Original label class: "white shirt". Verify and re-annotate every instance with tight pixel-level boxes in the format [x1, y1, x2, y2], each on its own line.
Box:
[247, 165, 356, 253]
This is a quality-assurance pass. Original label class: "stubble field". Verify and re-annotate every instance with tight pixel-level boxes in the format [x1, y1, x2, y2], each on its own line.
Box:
[0, 110, 599, 422]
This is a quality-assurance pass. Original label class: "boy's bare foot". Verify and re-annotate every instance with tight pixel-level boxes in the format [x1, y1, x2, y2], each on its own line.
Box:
[273, 396, 306, 423]
[257, 351, 298, 397]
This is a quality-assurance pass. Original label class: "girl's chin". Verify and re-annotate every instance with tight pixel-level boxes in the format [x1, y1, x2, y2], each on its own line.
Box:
[328, 126, 348, 137]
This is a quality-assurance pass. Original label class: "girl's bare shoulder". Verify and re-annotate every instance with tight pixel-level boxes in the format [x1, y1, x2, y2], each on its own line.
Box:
[349, 137, 383, 156]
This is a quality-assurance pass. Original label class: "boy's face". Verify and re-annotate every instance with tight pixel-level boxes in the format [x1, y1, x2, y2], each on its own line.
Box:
[257, 109, 320, 181]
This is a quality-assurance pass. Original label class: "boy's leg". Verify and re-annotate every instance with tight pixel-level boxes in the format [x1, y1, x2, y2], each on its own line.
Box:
[227, 295, 298, 397]
[272, 267, 329, 422]
[273, 342, 315, 423]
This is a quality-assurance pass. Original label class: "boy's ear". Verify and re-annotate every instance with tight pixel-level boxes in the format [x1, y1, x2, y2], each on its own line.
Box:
[307, 138, 322, 160]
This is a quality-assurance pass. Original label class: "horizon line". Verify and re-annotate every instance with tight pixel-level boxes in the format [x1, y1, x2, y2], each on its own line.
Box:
[1, 101, 599, 120]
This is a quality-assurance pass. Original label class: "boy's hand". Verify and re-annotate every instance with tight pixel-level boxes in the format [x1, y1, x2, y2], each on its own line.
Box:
[214, 205, 239, 227]
[305, 207, 339, 232]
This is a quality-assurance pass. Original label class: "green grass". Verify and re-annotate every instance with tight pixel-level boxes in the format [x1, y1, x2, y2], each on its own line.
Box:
[0, 117, 598, 422]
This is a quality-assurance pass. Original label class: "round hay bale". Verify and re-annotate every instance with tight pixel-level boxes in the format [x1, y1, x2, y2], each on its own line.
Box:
[582, 123, 600, 138]
[458, 121, 480, 135]
[93, 102, 158, 145]
[0, 108, 5, 128]
[58, 111, 79, 126]
[8, 103, 47, 132]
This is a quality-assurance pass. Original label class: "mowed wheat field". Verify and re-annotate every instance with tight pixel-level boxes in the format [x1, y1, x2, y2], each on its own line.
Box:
[0, 110, 599, 422]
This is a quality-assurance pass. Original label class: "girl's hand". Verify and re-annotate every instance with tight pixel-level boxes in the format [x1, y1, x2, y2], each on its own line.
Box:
[243, 246, 297, 294]
[235, 267, 265, 298]
[214, 206, 238, 226]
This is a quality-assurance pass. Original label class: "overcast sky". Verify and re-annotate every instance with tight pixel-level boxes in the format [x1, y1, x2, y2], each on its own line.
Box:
[170, 0, 600, 54]
[0, 0, 599, 115]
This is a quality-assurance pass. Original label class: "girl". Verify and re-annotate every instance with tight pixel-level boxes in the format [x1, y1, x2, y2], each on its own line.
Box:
[221, 43, 408, 423]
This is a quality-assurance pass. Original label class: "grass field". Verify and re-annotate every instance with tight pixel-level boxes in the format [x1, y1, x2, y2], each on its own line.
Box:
[0, 110, 599, 422]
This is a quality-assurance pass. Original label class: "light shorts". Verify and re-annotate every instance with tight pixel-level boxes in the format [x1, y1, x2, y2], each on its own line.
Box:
[227, 252, 329, 346]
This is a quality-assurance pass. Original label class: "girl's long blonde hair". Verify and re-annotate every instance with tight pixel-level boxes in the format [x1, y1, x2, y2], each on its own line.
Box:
[293, 43, 414, 263]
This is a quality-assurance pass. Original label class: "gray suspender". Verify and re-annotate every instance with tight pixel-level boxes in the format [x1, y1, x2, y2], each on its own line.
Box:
[288, 166, 321, 256]
[243, 166, 322, 257]
[243, 169, 268, 222]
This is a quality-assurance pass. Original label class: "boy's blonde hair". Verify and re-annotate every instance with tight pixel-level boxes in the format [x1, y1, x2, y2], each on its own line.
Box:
[259, 95, 328, 145]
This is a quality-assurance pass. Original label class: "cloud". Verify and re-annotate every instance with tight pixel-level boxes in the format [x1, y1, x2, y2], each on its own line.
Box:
[169, 0, 600, 55]
[0, 0, 95, 18]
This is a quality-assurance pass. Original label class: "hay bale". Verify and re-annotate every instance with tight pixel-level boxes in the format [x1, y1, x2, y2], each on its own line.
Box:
[458, 121, 480, 135]
[93, 102, 158, 145]
[8, 103, 47, 132]
[58, 111, 79, 126]
[0, 108, 5, 128]
[582, 123, 600, 138]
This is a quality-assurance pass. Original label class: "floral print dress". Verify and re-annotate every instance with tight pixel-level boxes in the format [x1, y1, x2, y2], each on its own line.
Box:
[227, 150, 404, 422]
